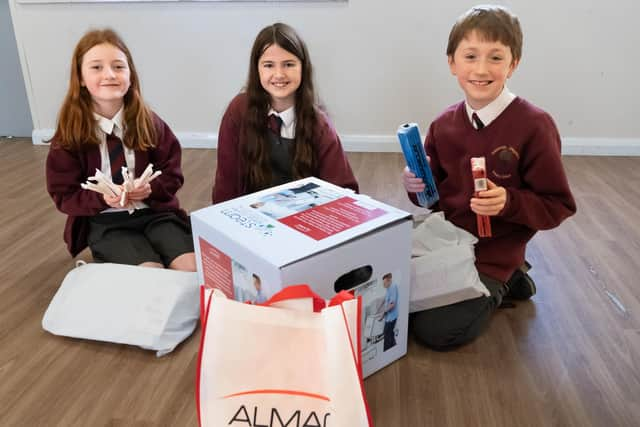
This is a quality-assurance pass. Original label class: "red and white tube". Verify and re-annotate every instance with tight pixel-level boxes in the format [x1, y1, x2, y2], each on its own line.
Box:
[471, 157, 492, 237]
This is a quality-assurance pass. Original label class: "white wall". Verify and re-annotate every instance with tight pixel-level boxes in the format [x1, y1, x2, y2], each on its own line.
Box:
[1, 0, 32, 136]
[8, 0, 640, 154]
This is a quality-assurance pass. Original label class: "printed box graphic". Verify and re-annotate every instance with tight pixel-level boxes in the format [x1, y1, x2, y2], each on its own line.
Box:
[192, 178, 412, 377]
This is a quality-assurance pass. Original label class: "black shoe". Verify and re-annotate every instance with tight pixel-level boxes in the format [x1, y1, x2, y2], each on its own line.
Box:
[505, 263, 536, 300]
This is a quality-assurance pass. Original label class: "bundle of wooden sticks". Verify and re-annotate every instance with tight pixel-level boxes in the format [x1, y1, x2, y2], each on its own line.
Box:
[81, 164, 161, 213]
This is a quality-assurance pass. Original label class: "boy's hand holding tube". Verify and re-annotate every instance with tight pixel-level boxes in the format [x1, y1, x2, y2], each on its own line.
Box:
[401, 154, 432, 193]
[470, 179, 506, 216]
[402, 167, 425, 193]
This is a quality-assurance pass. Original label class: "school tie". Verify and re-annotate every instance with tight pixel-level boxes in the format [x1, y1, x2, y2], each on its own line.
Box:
[472, 112, 485, 130]
[106, 131, 125, 184]
[268, 114, 283, 136]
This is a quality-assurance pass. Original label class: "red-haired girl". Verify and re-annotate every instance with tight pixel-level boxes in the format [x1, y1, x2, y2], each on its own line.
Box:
[46, 29, 195, 271]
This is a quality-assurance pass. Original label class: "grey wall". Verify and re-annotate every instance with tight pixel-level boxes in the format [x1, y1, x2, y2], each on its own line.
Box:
[1, 1, 32, 137]
[7, 0, 640, 152]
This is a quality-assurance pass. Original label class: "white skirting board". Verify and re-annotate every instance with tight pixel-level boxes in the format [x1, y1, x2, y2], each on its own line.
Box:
[31, 129, 215, 149]
[31, 129, 640, 156]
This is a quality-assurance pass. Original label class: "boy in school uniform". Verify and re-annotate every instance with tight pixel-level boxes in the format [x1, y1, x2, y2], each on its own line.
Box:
[402, 5, 577, 350]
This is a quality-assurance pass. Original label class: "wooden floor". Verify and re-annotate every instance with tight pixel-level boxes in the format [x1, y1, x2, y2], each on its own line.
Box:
[1, 138, 639, 426]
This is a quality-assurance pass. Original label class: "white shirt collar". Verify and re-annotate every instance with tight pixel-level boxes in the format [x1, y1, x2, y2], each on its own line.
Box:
[94, 106, 124, 137]
[465, 87, 516, 129]
[268, 105, 296, 138]
[268, 105, 295, 128]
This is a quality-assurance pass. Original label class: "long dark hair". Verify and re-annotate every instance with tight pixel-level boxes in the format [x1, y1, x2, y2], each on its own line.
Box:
[243, 22, 318, 192]
[52, 28, 155, 151]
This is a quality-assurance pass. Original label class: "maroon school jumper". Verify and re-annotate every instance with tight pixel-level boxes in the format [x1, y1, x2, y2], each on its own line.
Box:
[46, 113, 188, 257]
[419, 98, 576, 282]
[212, 93, 359, 204]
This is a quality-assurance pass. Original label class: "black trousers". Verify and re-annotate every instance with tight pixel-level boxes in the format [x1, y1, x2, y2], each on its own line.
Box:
[410, 274, 505, 351]
[383, 318, 397, 351]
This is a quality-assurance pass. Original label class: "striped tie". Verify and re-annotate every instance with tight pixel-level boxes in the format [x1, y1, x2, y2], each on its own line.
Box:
[106, 132, 125, 184]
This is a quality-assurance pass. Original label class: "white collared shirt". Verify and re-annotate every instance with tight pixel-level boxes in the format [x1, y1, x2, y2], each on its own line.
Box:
[465, 87, 516, 129]
[94, 107, 148, 212]
[268, 105, 296, 139]
[94, 107, 136, 178]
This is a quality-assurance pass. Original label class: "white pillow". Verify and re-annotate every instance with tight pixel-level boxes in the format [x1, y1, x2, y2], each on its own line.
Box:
[42, 262, 199, 356]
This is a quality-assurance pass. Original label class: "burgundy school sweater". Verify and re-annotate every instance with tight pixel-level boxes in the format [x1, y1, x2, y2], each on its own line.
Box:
[46, 113, 188, 256]
[212, 93, 359, 204]
[422, 98, 576, 282]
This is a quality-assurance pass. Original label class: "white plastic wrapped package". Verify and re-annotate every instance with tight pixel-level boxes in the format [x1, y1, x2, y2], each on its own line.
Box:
[42, 262, 199, 356]
[410, 212, 490, 312]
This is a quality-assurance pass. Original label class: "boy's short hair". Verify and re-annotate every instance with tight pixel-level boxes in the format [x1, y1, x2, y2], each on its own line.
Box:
[383, 273, 392, 281]
[446, 5, 523, 63]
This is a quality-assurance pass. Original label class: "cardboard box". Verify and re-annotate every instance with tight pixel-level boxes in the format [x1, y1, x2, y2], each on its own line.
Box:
[191, 177, 412, 377]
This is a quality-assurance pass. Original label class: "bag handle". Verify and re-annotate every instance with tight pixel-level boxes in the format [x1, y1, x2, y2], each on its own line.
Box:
[260, 284, 327, 312]
[329, 290, 355, 306]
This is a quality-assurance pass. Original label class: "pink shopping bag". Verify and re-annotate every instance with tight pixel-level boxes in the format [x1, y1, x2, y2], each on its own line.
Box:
[196, 285, 372, 426]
